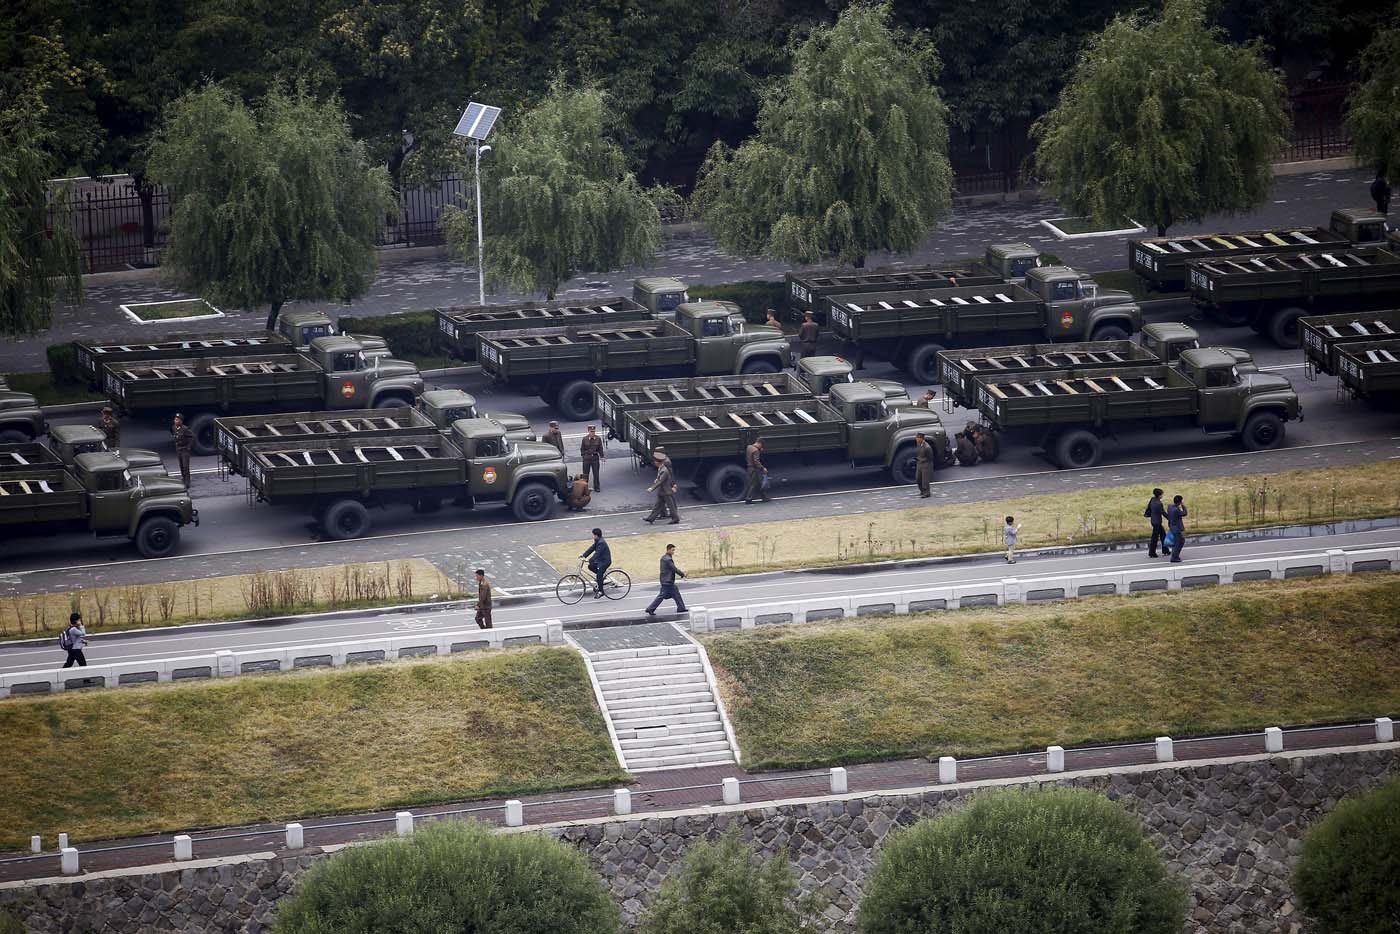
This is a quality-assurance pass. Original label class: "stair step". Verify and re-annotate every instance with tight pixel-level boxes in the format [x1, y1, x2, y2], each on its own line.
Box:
[624, 739, 732, 757]
[593, 653, 698, 673]
[612, 709, 718, 729]
[605, 691, 714, 711]
[626, 749, 737, 771]
[620, 730, 727, 750]
[601, 676, 709, 699]
[596, 662, 703, 682]
[617, 722, 723, 742]
[590, 644, 695, 663]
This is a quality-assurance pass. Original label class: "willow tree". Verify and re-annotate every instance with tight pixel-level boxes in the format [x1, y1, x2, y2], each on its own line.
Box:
[147, 84, 395, 331]
[1345, 3, 1400, 180]
[0, 64, 83, 337]
[1033, 0, 1288, 237]
[442, 81, 664, 300]
[691, 2, 952, 268]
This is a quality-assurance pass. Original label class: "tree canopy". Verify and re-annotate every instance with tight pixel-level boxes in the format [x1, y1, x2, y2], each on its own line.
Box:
[441, 80, 664, 300]
[146, 83, 394, 331]
[1344, 2, 1400, 179]
[1032, 0, 1289, 236]
[692, 2, 953, 267]
[1294, 778, 1400, 934]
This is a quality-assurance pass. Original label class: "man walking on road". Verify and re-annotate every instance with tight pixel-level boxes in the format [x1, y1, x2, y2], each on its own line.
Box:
[1145, 488, 1168, 557]
[798, 311, 819, 359]
[1004, 516, 1021, 564]
[1167, 495, 1188, 563]
[543, 421, 565, 458]
[644, 451, 680, 524]
[474, 569, 493, 629]
[914, 432, 933, 498]
[1373, 173, 1391, 214]
[580, 425, 605, 491]
[581, 527, 612, 598]
[743, 438, 770, 504]
[645, 544, 687, 615]
[171, 413, 194, 488]
[60, 612, 87, 668]
[98, 406, 121, 449]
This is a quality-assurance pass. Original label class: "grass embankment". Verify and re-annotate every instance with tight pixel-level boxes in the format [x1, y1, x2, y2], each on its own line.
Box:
[0, 558, 459, 642]
[0, 372, 104, 406]
[537, 461, 1400, 581]
[702, 573, 1400, 771]
[0, 648, 626, 850]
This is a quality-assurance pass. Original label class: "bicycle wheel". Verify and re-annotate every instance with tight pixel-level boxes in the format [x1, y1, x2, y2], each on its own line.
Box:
[601, 569, 632, 600]
[556, 574, 589, 605]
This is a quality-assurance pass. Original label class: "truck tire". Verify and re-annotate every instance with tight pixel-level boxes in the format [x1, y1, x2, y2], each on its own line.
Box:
[322, 499, 371, 540]
[1089, 324, 1130, 342]
[555, 379, 596, 420]
[705, 464, 748, 503]
[1053, 429, 1102, 470]
[510, 482, 556, 521]
[905, 343, 945, 385]
[740, 358, 780, 375]
[188, 413, 218, 456]
[1240, 411, 1285, 451]
[1267, 308, 1307, 349]
[0, 428, 31, 443]
[134, 516, 181, 558]
[888, 445, 920, 484]
[375, 395, 411, 410]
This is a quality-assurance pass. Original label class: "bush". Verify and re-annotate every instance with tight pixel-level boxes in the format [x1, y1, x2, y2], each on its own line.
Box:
[1294, 778, 1400, 934]
[690, 281, 786, 323]
[45, 343, 83, 387]
[338, 310, 440, 359]
[639, 830, 819, 934]
[857, 787, 1186, 934]
[273, 820, 620, 934]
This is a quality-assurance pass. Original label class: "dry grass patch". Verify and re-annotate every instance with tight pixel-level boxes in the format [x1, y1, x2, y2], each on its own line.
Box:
[701, 573, 1400, 771]
[0, 647, 626, 850]
[538, 461, 1400, 580]
[0, 558, 460, 641]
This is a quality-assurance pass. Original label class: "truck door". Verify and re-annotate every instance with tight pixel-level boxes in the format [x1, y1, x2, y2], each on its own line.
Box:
[466, 437, 511, 501]
[692, 317, 733, 374]
[86, 468, 133, 533]
[1195, 366, 1244, 429]
[324, 352, 371, 409]
[844, 401, 886, 460]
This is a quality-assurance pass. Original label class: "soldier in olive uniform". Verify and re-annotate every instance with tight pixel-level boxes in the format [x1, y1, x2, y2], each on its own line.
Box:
[172, 413, 194, 487]
[644, 451, 680, 524]
[953, 430, 979, 467]
[914, 431, 934, 498]
[543, 421, 565, 458]
[798, 312, 820, 359]
[474, 568, 493, 629]
[973, 424, 1000, 463]
[743, 438, 770, 504]
[580, 425, 604, 491]
[98, 406, 121, 449]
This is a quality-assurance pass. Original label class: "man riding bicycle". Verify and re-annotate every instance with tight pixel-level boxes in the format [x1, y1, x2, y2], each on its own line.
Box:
[581, 528, 612, 599]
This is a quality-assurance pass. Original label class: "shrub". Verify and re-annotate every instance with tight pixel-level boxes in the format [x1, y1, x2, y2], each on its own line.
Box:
[857, 787, 1186, 934]
[273, 820, 620, 934]
[45, 342, 83, 386]
[639, 829, 820, 934]
[338, 310, 440, 359]
[1294, 778, 1400, 934]
[690, 281, 786, 323]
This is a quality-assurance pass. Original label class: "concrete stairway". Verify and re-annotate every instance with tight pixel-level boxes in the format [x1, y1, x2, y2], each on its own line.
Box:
[588, 641, 737, 772]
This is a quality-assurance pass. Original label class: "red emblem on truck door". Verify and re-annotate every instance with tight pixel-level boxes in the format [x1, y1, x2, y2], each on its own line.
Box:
[483, 467, 498, 484]
[1060, 311, 1074, 329]
[341, 380, 356, 398]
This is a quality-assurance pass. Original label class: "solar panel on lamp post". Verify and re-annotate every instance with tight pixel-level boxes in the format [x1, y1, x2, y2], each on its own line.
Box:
[453, 102, 502, 306]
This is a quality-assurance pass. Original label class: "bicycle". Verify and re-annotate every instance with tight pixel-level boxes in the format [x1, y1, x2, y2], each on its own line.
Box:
[556, 559, 632, 605]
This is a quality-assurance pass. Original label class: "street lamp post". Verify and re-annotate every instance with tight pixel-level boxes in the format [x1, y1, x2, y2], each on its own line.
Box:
[453, 101, 502, 307]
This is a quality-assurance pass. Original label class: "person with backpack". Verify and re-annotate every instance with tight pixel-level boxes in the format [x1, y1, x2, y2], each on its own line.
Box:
[60, 612, 88, 668]
[1144, 488, 1168, 558]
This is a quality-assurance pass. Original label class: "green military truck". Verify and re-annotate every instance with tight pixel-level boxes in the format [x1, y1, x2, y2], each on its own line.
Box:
[936, 322, 1257, 410]
[478, 301, 792, 420]
[623, 381, 950, 501]
[0, 453, 197, 558]
[1299, 309, 1400, 405]
[594, 356, 907, 440]
[241, 419, 568, 539]
[1333, 339, 1400, 403]
[1129, 208, 1392, 292]
[785, 264, 996, 324]
[0, 381, 46, 443]
[974, 348, 1301, 469]
[37, 426, 168, 478]
[1187, 246, 1400, 348]
[102, 336, 424, 456]
[828, 266, 1143, 384]
[213, 389, 534, 477]
[632, 278, 690, 317]
[436, 296, 652, 361]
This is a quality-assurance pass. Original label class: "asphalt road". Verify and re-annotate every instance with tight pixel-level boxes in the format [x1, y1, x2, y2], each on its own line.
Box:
[3, 524, 1396, 676]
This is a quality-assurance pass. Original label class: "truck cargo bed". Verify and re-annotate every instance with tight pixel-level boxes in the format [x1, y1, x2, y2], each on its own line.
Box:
[1130, 227, 1343, 289]
[437, 296, 651, 358]
[1300, 309, 1400, 375]
[1336, 339, 1400, 398]
[478, 321, 694, 379]
[244, 433, 467, 500]
[976, 366, 1198, 429]
[0, 469, 87, 523]
[0, 443, 63, 473]
[1189, 247, 1400, 306]
[215, 409, 436, 475]
[104, 353, 323, 410]
[76, 334, 291, 385]
[595, 373, 813, 439]
[937, 340, 1154, 408]
[627, 399, 845, 462]
[786, 265, 992, 321]
[826, 284, 1042, 341]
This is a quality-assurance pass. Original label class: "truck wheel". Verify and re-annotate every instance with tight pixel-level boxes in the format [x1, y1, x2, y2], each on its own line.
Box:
[740, 358, 779, 375]
[1268, 308, 1306, 349]
[888, 445, 920, 484]
[555, 380, 596, 420]
[134, 516, 181, 558]
[1241, 411, 1285, 451]
[375, 395, 411, 410]
[1089, 324, 1130, 342]
[705, 464, 748, 503]
[323, 500, 371, 540]
[511, 482, 556, 521]
[1053, 429, 1102, 470]
[905, 343, 945, 385]
[188, 413, 218, 456]
[0, 428, 31, 443]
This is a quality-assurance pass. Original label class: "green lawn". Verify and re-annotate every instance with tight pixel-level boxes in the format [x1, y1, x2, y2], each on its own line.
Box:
[123, 299, 221, 321]
[1046, 215, 1138, 236]
[703, 573, 1400, 770]
[0, 648, 626, 849]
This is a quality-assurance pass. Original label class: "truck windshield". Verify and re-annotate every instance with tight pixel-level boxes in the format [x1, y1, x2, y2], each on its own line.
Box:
[443, 406, 475, 421]
[728, 315, 746, 334]
[302, 325, 331, 340]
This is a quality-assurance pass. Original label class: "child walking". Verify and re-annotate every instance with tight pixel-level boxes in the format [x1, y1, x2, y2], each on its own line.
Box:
[1004, 516, 1021, 564]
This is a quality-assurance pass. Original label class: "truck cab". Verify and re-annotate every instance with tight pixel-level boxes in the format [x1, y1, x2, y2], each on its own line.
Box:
[277, 310, 389, 358]
[416, 389, 535, 443]
[450, 418, 568, 520]
[983, 243, 1046, 282]
[309, 336, 424, 410]
[828, 382, 948, 468]
[1329, 208, 1391, 245]
[675, 301, 792, 374]
[1174, 348, 1299, 432]
[48, 425, 170, 479]
[0, 386, 45, 443]
[1024, 267, 1142, 341]
[797, 356, 909, 403]
[1140, 322, 1256, 372]
[73, 451, 196, 554]
[633, 277, 689, 318]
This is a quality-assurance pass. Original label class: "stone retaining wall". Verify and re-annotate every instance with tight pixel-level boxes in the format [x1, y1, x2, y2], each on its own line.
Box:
[4, 744, 1397, 933]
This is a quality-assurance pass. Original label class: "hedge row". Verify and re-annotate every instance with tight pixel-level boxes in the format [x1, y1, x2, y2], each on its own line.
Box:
[690, 281, 787, 323]
[45, 344, 84, 386]
[339, 310, 439, 358]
